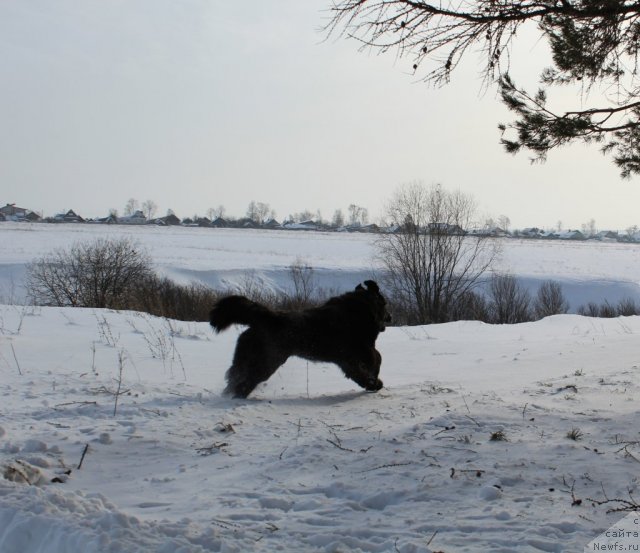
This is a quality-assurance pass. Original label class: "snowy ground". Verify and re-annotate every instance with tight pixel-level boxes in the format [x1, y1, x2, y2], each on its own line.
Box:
[1, 305, 640, 552]
[1, 223, 640, 552]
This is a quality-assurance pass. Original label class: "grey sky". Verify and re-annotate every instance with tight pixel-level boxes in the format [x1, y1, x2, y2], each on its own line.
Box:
[1, 0, 638, 230]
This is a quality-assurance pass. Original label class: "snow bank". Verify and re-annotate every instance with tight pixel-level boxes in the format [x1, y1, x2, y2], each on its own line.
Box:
[0, 482, 215, 553]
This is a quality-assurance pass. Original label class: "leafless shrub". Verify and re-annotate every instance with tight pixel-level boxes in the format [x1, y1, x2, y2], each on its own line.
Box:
[112, 349, 129, 417]
[567, 428, 584, 441]
[27, 238, 153, 308]
[577, 302, 603, 317]
[615, 297, 640, 316]
[128, 314, 186, 378]
[94, 313, 120, 347]
[286, 258, 316, 309]
[448, 290, 490, 322]
[234, 271, 278, 306]
[487, 273, 532, 324]
[599, 301, 618, 318]
[0, 304, 36, 336]
[131, 275, 220, 321]
[490, 430, 507, 442]
[534, 280, 569, 318]
[576, 297, 640, 318]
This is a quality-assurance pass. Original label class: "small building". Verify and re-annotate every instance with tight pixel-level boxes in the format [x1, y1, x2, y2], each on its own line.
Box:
[0, 203, 26, 218]
[0, 203, 41, 222]
[91, 214, 118, 224]
[353, 223, 380, 233]
[427, 222, 465, 235]
[24, 211, 42, 222]
[282, 220, 318, 231]
[234, 217, 260, 229]
[263, 218, 281, 229]
[558, 229, 586, 240]
[519, 227, 545, 238]
[210, 217, 230, 228]
[153, 213, 181, 226]
[53, 209, 84, 223]
[594, 230, 619, 241]
[119, 210, 147, 225]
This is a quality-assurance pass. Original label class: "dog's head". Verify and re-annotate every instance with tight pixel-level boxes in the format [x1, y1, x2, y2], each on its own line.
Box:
[356, 280, 392, 332]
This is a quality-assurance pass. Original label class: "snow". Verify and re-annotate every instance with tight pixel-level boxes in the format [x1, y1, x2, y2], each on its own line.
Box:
[2, 222, 640, 309]
[1, 223, 640, 552]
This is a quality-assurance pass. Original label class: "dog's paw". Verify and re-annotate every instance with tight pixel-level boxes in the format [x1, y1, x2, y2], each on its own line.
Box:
[365, 378, 383, 392]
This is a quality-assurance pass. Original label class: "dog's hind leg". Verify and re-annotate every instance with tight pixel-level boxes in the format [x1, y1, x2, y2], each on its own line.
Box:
[223, 329, 288, 398]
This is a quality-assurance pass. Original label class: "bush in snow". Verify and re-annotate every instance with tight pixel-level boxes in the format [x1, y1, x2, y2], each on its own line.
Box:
[26, 237, 153, 309]
[534, 280, 569, 318]
[487, 273, 533, 324]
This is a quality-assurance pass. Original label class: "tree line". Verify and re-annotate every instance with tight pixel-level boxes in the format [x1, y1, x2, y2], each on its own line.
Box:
[112, 198, 371, 227]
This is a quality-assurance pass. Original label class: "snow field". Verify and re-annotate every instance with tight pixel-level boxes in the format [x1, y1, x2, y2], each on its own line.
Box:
[2, 222, 640, 310]
[1, 305, 640, 551]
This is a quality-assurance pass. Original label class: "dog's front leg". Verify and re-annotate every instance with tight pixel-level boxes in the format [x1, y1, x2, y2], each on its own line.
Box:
[340, 357, 383, 392]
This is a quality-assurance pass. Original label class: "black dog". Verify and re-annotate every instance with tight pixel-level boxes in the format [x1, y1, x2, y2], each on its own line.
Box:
[210, 280, 391, 398]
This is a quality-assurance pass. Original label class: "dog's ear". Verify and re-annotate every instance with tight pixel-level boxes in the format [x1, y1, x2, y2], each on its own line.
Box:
[363, 280, 379, 293]
[355, 283, 364, 291]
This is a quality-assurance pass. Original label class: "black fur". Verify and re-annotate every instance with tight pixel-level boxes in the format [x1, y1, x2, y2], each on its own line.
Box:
[210, 280, 391, 398]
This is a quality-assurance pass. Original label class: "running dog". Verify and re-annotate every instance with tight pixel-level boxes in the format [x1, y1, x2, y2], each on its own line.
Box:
[210, 280, 390, 398]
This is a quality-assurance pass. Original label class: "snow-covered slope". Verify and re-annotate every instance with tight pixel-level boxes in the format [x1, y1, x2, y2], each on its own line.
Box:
[1, 305, 639, 552]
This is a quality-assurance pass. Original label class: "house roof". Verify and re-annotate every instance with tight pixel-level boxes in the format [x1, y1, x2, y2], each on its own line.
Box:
[0, 204, 28, 215]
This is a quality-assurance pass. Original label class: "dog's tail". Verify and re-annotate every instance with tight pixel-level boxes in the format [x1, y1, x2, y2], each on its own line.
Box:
[209, 295, 275, 332]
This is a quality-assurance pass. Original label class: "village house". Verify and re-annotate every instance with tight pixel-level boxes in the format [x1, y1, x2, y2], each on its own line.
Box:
[119, 210, 147, 225]
[152, 213, 181, 226]
[52, 209, 84, 223]
[0, 203, 41, 222]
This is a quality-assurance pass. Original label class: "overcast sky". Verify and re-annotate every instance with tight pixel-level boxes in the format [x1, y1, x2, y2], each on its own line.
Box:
[1, 0, 638, 230]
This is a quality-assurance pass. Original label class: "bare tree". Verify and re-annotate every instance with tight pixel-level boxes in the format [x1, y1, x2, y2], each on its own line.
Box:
[534, 280, 569, 318]
[291, 209, 316, 223]
[497, 215, 511, 232]
[332, 209, 345, 228]
[141, 200, 157, 220]
[246, 201, 273, 223]
[348, 204, 368, 226]
[582, 218, 597, 238]
[378, 182, 499, 324]
[206, 206, 226, 221]
[124, 198, 139, 217]
[214, 205, 226, 219]
[484, 217, 496, 231]
[257, 202, 273, 222]
[246, 201, 258, 222]
[488, 273, 532, 324]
